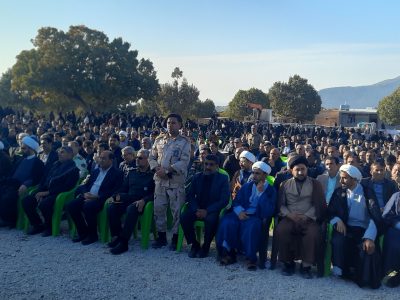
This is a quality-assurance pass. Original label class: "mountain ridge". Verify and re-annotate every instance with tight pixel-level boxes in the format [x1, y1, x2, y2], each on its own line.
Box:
[318, 76, 400, 109]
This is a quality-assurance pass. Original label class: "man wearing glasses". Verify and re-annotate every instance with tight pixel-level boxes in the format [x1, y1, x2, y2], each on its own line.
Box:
[180, 154, 230, 258]
[107, 149, 155, 254]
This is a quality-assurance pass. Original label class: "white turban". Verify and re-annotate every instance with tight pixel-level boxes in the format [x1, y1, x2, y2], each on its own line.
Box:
[252, 161, 272, 175]
[239, 151, 256, 163]
[119, 130, 128, 137]
[22, 136, 40, 153]
[339, 164, 362, 182]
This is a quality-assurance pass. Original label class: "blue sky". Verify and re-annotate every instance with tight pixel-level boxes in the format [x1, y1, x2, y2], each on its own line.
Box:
[1, 0, 400, 105]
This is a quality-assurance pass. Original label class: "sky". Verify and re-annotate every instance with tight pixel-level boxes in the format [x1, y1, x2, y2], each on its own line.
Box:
[1, 0, 400, 106]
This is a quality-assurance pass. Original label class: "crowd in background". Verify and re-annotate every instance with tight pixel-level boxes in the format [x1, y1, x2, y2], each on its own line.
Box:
[1, 107, 400, 290]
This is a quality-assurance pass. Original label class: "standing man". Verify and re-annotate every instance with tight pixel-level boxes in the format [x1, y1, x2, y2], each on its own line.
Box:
[247, 125, 262, 156]
[149, 114, 191, 250]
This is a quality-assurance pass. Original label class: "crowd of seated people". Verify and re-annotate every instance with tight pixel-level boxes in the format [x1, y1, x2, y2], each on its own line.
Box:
[1, 107, 400, 289]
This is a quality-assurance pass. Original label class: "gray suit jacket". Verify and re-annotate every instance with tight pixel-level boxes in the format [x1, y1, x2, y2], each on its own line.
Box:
[316, 172, 341, 196]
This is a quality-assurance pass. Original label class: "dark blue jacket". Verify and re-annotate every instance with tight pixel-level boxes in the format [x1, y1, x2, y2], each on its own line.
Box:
[39, 159, 79, 196]
[233, 181, 277, 219]
[76, 166, 123, 204]
[187, 172, 230, 214]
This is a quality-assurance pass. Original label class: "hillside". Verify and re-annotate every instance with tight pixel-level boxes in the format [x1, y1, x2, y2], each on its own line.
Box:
[318, 76, 400, 108]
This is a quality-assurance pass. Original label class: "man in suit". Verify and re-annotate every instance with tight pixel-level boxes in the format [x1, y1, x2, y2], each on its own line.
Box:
[317, 156, 341, 204]
[23, 146, 80, 236]
[180, 154, 230, 258]
[361, 161, 398, 212]
[66, 150, 123, 245]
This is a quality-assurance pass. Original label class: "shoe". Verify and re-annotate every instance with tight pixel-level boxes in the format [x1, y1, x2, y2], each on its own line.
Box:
[300, 264, 313, 279]
[81, 235, 98, 245]
[107, 236, 120, 248]
[220, 250, 237, 266]
[152, 232, 167, 249]
[197, 248, 209, 258]
[246, 260, 257, 271]
[72, 235, 87, 243]
[386, 272, 400, 288]
[41, 229, 52, 237]
[169, 234, 178, 251]
[188, 243, 200, 258]
[110, 242, 129, 255]
[282, 261, 295, 276]
[27, 225, 44, 235]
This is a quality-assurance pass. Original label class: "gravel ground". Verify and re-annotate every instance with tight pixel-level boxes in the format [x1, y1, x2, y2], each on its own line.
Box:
[1, 227, 398, 300]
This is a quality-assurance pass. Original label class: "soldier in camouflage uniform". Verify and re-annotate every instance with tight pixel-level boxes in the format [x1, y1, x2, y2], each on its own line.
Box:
[149, 114, 191, 250]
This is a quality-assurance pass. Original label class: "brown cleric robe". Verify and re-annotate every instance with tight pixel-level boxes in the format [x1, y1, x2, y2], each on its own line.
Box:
[276, 176, 327, 264]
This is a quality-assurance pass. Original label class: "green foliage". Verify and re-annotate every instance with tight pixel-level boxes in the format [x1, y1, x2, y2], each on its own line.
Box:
[378, 87, 400, 125]
[10, 25, 159, 111]
[0, 69, 41, 109]
[268, 75, 321, 122]
[143, 68, 215, 119]
[226, 88, 269, 120]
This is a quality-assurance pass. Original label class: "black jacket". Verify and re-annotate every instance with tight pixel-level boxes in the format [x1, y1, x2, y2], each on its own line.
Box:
[116, 166, 155, 203]
[328, 185, 384, 236]
[187, 172, 230, 214]
[361, 177, 398, 208]
[39, 159, 80, 196]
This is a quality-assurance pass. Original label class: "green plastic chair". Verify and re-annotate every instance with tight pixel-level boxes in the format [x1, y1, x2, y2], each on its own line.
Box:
[280, 156, 288, 163]
[16, 185, 39, 231]
[52, 186, 79, 237]
[324, 223, 333, 276]
[266, 175, 275, 186]
[98, 199, 158, 248]
[97, 199, 112, 243]
[133, 201, 158, 249]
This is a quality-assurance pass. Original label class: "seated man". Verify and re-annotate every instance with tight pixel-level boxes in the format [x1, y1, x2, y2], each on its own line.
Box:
[361, 161, 398, 212]
[382, 191, 400, 288]
[276, 156, 326, 279]
[119, 146, 136, 178]
[0, 136, 44, 227]
[66, 150, 123, 245]
[316, 156, 341, 204]
[217, 161, 276, 270]
[329, 164, 383, 289]
[231, 151, 255, 199]
[107, 149, 155, 255]
[23, 146, 79, 236]
[180, 154, 230, 258]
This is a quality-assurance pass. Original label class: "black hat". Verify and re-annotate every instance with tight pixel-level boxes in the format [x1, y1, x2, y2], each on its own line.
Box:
[289, 155, 309, 169]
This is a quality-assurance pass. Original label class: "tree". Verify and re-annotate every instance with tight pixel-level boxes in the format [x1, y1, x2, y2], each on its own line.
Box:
[10, 25, 160, 111]
[193, 98, 216, 118]
[378, 87, 400, 125]
[226, 88, 269, 120]
[0, 69, 40, 110]
[268, 75, 321, 122]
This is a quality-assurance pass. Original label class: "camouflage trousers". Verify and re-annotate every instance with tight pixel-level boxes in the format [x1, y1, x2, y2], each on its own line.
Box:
[153, 184, 185, 234]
